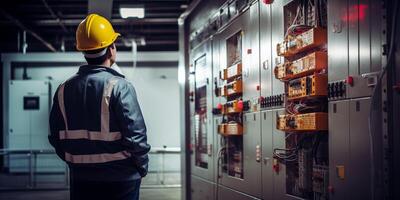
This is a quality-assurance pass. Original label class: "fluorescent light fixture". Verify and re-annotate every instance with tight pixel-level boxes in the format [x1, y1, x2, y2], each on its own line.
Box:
[120, 7, 145, 19]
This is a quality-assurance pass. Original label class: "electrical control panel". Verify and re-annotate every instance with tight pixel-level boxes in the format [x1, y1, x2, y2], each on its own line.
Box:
[287, 74, 328, 100]
[217, 79, 243, 98]
[313, 165, 329, 198]
[277, 27, 327, 57]
[328, 80, 346, 100]
[222, 100, 243, 114]
[277, 112, 328, 131]
[274, 1, 329, 199]
[216, 30, 245, 180]
[275, 51, 327, 80]
[260, 94, 285, 109]
[225, 79, 243, 96]
[218, 123, 243, 136]
[186, 0, 384, 199]
[221, 63, 242, 81]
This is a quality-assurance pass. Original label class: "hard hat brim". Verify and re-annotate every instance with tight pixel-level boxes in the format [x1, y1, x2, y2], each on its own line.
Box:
[76, 32, 120, 51]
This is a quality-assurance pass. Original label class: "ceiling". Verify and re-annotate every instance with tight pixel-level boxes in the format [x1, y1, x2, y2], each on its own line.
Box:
[0, 0, 190, 53]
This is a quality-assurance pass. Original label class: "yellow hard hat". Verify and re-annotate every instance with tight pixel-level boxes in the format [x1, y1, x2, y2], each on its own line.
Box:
[76, 14, 120, 51]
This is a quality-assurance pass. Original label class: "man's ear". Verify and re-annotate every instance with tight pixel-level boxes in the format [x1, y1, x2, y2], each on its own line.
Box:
[107, 46, 113, 58]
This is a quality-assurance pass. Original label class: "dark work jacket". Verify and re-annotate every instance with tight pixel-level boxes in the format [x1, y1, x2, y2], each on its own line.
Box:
[49, 65, 150, 181]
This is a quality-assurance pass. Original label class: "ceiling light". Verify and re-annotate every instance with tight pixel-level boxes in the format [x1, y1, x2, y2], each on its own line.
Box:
[120, 6, 145, 19]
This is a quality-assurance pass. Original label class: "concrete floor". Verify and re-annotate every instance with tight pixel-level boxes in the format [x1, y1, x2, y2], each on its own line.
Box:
[0, 188, 181, 200]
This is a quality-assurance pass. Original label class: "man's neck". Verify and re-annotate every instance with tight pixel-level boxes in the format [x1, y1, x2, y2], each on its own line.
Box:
[100, 60, 111, 67]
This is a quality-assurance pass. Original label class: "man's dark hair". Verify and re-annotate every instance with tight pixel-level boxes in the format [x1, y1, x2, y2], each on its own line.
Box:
[84, 46, 111, 65]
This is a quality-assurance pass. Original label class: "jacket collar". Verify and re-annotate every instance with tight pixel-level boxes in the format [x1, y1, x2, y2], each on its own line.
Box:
[78, 65, 125, 78]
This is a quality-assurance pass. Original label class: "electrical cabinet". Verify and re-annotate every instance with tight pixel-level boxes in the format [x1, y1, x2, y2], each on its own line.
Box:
[329, 98, 373, 200]
[328, 0, 384, 99]
[213, 2, 263, 198]
[242, 0, 260, 104]
[271, 109, 288, 200]
[217, 112, 262, 198]
[260, 2, 273, 98]
[217, 184, 260, 200]
[270, 0, 286, 95]
[8, 80, 64, 173]
[261, 110, 273, 199]
[191, 175, 215, 200]
[190, 39, 215, 181]
[186, 0, 386, 199]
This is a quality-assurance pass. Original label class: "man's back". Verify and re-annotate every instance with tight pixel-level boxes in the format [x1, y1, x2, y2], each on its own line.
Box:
[49, 65, 150, 181]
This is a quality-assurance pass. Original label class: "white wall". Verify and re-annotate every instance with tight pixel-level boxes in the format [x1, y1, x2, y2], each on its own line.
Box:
[14, 65, 181, 172]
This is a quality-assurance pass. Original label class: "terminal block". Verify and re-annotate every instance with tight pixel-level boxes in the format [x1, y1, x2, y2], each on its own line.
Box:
[225, 79, 243, 96]
[221, 63, 242, 80]
[277, 112, 328, 131]
[222, 100, 243, 114]
[218, 123, 243, 136]
[298, 149, 313, 191]
[328, 80, 346, 100]
[313, 165, 329, 198]
[275, 51, 327, 80]
[277, 27, 327, 57]
[260, 94, 285, 109]
[287, 74, 327, 100]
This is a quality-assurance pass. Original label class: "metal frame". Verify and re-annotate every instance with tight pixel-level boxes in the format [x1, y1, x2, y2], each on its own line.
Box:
[0, 147, 181, 190]
[189, 38, 215, 181]
[213, 2, 263, 198]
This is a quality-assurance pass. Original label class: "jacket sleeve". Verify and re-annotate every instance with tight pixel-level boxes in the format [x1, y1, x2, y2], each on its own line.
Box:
[113, 81, 151, 177]
[48, 86, 66, 161]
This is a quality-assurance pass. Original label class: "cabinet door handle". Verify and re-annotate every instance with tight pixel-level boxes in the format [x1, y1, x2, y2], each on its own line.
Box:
[263, 157, 270, 165]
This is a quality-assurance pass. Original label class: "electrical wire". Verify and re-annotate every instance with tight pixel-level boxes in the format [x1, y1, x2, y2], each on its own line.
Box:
[369, 1, 399, 199]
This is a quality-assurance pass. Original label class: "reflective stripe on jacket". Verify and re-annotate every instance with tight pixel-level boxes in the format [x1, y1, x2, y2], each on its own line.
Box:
[49, 65, 150, 181]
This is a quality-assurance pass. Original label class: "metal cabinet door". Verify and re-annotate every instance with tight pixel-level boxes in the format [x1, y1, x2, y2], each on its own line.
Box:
[218, 112, 262, 198]
[212, 35, 222, 110]
[270, 0, 286, 95]
[271, 109, 287, 200]
[242, 1, 260, 102]
[261, 110, 273, 199]
[191, 175, 215, 200]
[213, 116, 223, 183]
[349, 98, 372, 199]
[260, 2, 273, 98]
[218, 184, 260, 200]
[347, 0, 383, 98]
[327, 0, 349, 83]
[329, 100, 350, 200]
[8, 81, 32, 136]
[8, 80, 49, 172]
[190, 39, 215, 181]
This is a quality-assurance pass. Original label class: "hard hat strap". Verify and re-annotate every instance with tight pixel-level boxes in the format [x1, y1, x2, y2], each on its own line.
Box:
[83, 48, 107, 58]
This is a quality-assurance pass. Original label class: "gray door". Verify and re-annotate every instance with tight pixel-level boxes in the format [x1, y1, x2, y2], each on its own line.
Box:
[329, 100, 350, 200]
[191, 175, 215, 200]
[271, 109, 287, 200]
[260, 2, 273, 98]
[349, 98, 372, 199]
[190, 39, 215, 181]
[242, 0, 260, 103]
[215, 2, 263, 198]
[261, 110, 273, 199]
[270, 0, 286, 95]
[218, 184, 260, 200]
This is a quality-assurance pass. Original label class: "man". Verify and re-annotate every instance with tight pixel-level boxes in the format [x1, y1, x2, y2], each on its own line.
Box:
[49, 14, 150, 200]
